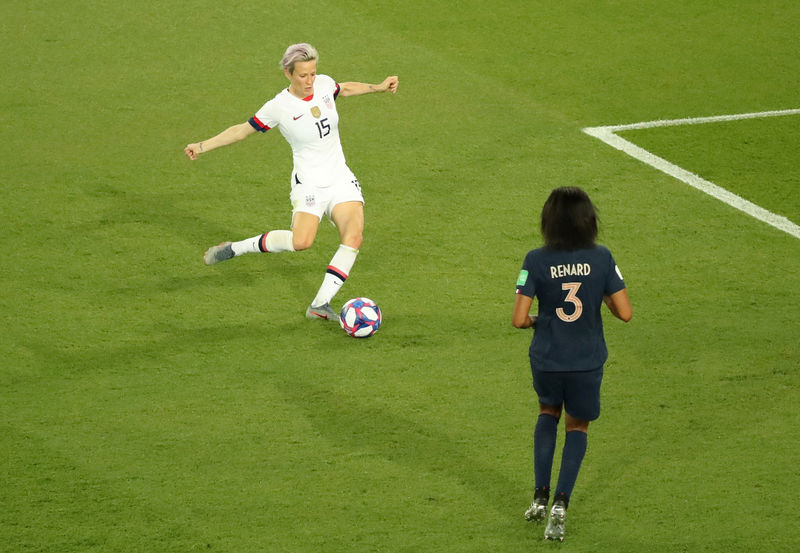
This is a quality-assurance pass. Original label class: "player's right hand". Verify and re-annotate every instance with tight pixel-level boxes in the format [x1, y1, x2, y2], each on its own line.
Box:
[184, 143, 201, 160]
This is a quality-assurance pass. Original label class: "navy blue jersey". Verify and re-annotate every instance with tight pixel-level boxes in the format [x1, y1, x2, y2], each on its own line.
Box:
[516, 245, 625, 372]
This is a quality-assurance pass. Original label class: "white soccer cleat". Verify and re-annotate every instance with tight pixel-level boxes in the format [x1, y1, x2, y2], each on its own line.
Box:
[544, 500, 566, 541]
[524, 499, 548, 522]
[525, 487, 550, 522]
[204, 242, 234, 265]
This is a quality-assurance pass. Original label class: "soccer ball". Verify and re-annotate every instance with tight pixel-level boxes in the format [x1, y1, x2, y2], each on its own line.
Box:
[339, 297, 382, 338]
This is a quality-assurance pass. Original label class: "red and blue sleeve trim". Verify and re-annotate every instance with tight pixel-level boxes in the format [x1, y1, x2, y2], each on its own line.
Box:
[333, 83, 340, 100]
[248, 116, 271, 132]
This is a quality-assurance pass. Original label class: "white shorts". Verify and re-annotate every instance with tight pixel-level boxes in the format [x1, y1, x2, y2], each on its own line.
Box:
[289, 168, 364, 220]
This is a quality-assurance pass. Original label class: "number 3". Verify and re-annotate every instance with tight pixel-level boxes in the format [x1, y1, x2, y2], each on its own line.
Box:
[556, 282, 583, 322]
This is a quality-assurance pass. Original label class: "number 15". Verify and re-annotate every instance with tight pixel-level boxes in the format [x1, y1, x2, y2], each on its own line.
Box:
[315, 118, 330, 139]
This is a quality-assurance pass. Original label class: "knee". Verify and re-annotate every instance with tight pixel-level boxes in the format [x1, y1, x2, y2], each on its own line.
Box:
[539, 404, 562, 420]
[292, 234, 315, 251]
[343, 233, 363, 250]
[566, 423, 589, 433]
[339, 225, 362, 250]
[564, 415, 589, 433]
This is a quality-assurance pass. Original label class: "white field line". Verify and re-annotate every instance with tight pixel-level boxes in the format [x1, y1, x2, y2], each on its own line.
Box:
[583, 109, 800, 240]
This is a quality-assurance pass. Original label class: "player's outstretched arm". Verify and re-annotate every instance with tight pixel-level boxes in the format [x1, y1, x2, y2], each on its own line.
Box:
[338, 76, 399, 97]
[604, 289, 633, 322]
[184, 122, 257, 160]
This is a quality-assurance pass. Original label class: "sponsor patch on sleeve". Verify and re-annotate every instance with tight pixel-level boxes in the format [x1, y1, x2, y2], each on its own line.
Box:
[516, 269, 529, 287]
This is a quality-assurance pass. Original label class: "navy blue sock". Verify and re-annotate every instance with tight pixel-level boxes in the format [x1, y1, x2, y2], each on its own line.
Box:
[555, 430, 588, 505]
[534, 414, 559, 489]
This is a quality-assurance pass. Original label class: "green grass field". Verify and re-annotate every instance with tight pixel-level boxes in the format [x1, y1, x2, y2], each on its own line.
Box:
[2, 1, 799, 551]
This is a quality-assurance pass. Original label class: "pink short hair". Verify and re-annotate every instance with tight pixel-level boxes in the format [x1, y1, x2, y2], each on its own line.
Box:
[280, 43, 319, 74]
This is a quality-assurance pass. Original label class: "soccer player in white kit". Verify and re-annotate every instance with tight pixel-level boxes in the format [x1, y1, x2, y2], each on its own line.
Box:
[184, 44, 398, 320]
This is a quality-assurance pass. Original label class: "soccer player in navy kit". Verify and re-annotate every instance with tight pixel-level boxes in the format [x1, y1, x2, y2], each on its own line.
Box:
[184, 44, 398, 320]
[512, 187, 632, 541]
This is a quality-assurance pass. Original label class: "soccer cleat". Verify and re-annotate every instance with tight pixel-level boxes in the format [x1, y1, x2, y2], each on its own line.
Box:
[524, 487, 550, 522]
[544, 500, 567, 541]
[204, 242, 234, 265]
[524, 500, 547, 522]
[305, 303, 339, 321]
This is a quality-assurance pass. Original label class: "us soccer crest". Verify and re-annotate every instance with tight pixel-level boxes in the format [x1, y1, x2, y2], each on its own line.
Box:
[310, 106, 321, 118]
[323, 95, 333, 110]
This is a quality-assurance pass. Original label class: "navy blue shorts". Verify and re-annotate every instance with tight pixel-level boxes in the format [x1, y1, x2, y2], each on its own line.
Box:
[532, 367, 604, 421]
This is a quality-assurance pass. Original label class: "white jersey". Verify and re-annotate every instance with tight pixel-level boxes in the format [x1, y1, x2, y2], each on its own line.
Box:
[249, 74, 348, 187]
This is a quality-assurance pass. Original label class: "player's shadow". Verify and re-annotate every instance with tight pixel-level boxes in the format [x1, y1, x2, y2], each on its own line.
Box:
[270, 372, 522, 514]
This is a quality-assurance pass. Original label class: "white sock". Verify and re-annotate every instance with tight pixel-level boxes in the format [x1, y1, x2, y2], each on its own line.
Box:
[311, 244, 359, 307]
[231, 231, 295, 256]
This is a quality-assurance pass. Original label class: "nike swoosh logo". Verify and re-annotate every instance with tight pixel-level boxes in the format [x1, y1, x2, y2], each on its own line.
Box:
[293, 114, 304, 120]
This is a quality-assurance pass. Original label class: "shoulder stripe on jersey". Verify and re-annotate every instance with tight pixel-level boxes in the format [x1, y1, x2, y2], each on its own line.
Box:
[248, 116, 270, 132]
